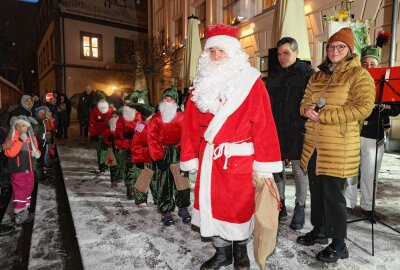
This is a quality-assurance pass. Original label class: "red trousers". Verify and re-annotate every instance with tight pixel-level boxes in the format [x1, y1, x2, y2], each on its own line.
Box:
[10, 171, 35, 209]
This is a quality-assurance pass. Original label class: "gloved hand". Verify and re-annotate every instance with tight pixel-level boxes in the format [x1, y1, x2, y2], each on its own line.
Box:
[123, 131, 134, 139]
[156, 159, 168, 171]
[135, 163, 144, 169]
[31, 150, 41, 159]
[19, 133, 28, 142]
[91, 135, 99, 142]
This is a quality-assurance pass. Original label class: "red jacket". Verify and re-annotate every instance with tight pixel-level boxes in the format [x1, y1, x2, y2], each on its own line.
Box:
[147, 111, 183, 161]
[114, 112, 142, 149]
[131, 120, 151, 163]
[89, 107, 114, 136]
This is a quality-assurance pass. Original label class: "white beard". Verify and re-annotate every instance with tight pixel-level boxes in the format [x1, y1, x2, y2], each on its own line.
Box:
[98, 101, 109, 114]
[159, 102, 178, 123]
[192, 48, 250, 115]
[109, 118, 118, 132]
[122, 106, 136, 122]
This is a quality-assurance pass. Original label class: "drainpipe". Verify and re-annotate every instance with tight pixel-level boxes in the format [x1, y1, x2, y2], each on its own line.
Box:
[389, 0, 398, 67]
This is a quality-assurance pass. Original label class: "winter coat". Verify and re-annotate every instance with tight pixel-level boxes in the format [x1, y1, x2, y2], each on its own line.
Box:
[131, 123, 152, 163]
[147, 111, 183, 162]
[78, 92, 97, 119]
[266, 59, 314, 160]
[300, 55, 375, 178]
[361, 104, 400, 140]
[4, 131, 40, 174]
[88, 107, 114, 137]
[114, 112, 142, 149]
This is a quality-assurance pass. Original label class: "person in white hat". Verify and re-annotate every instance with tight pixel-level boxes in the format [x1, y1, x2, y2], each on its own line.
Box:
[180, 23, 282, 269]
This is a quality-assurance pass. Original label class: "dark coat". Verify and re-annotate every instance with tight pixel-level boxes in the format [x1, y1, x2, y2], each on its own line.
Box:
[266, 59, 314, 160]
[361, 104, 400, 140]
[78, 92, 97, 119]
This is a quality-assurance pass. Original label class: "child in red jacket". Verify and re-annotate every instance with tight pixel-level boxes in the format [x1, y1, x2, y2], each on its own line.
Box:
[5, 115, 41, 224]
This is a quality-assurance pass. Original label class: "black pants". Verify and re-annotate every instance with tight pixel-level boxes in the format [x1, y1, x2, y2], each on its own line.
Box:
[308, 151, 347, 239]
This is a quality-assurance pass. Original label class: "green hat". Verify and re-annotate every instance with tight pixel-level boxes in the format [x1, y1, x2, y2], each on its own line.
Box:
[162, 85, 179, 103]
[130, 89, 149, 104]
[361, 46, 381, 62]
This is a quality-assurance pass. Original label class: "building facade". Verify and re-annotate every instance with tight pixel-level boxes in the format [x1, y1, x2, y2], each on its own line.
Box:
[149, 0, 399, 76]
[37, 0, 148, 100]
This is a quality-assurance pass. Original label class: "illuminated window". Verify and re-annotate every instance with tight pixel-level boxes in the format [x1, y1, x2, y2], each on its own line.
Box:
[80, 32, 102, 61]
[223, 0, 255, 25]
[115, 37, 134, 64]
[195, 2, 206, 39]
[174, 17, 183, 48]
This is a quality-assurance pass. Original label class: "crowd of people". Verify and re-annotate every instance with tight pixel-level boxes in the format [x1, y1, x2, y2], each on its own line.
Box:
[1, 23, 399, 269]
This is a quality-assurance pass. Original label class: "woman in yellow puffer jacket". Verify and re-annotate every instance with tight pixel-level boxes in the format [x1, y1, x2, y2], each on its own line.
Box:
[296, 28, 375, 263]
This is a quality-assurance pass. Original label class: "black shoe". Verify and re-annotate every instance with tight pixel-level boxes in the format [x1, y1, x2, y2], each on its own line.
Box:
[200, 245, 233, 270]
[178, 208, 191, 224]
[279, 199, 288, 221]
[290, 203, 305, 230]
[127, 187, 133, 200]
[233, 241, 250, 270]
[297, 231, 328, 246]
[161, 212, 175, 226]
[0, 224, 15, 236]
[316, 244, 349, 263]
[346, 207, 353, 215]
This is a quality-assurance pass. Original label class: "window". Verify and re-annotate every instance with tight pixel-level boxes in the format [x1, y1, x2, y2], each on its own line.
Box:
[50, 33, 55, 61]
[223, 0, 240, 25]
[46, 41, 50, 65]
[263, 0, 276, 10]
[174, 17, 183, 48]
[80, 32, 103, 61]
[115, 37, 134, 64]
[195, 2, 206, 39]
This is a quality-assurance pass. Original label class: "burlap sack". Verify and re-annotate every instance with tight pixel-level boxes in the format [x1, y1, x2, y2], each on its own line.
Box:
[170, 163, 190, 191]
[253, 173, 280, 270]
[134, 167, 154, 193]
[105, 148, 117, 167]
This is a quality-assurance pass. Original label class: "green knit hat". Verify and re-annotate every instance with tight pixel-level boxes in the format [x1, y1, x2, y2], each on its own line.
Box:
[130, 89, 149, 104]
[162, 85, 179, 103]
[361, 45, 381, 62]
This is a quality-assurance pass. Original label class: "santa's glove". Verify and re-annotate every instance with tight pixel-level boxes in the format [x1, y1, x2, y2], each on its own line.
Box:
[156, 159, 168, 171]
[123, 131, 134, 139]
[19, 133, 28, 142]
[31, 150, 41, 159]
[135, 163, 144, 169]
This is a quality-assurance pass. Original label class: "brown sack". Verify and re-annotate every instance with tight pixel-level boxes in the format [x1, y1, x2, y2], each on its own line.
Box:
[105, 148, 117, 167]
[253, 173, 280, 270]
[170, 163, 190, 191]
[134, 167, 154, 193]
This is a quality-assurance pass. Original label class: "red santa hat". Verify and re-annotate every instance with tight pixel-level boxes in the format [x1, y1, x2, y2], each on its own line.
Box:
[204, 24, 240, 51]
[45, 93, 54, 103]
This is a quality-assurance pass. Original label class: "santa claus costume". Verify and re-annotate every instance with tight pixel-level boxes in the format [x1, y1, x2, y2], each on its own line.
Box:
[147, 87, 191, 226]
[180, 24, 282, 269]
[89, 99, 114, 173]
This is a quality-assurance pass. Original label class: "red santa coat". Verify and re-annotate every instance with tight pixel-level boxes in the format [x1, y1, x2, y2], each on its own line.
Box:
[147, 111, 183, 162]
[88, 107, 113, 136]
[114, 112, 142, 149]
[180, 67, 282, 241]
[131, 120, 151, 163]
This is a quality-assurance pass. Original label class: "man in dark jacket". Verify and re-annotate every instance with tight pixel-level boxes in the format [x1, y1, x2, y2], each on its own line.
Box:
[78, 86, 97, 142]
[266, 37, 314, 230]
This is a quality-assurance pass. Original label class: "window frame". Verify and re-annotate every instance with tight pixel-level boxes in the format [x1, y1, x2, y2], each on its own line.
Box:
[174, 17, 183, 48]
[195, 2, 206, 39]
[80, 31, 103, 61]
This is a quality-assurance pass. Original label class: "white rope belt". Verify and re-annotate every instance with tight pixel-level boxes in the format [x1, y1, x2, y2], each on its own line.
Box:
[213, 142, 254, 169]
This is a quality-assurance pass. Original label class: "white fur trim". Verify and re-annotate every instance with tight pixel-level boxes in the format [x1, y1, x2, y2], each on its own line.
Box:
[204, 67, 260, 143]
[253, 160, 283, 174]
[14, 119, 31, 127]
[204, 35, 241, 51]
[180, 158, 198, 171]
[191, 208, 254, 241]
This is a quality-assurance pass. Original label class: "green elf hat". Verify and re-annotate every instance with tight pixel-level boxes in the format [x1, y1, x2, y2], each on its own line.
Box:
[361, 45, 381, 62]
[130, 89, 149, 104]
[162, 85, 179, 103]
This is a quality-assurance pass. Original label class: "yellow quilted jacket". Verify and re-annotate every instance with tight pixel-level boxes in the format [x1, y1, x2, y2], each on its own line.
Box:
[300, 55, 375, 178]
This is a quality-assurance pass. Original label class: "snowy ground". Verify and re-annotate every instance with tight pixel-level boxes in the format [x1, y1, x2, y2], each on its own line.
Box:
[52, 124, 400, 270]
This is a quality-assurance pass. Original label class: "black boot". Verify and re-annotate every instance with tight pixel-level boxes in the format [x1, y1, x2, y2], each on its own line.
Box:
[200, 245, 233, 270]
[279, 199, 287, 221]
[233, 241, 250, 270]
[127, 187, 133, 200]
